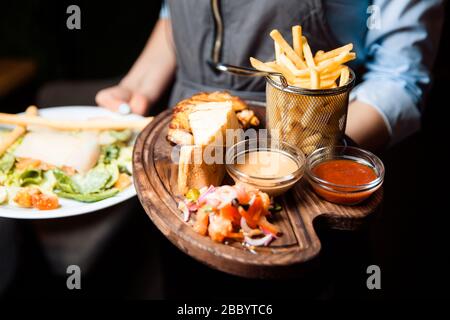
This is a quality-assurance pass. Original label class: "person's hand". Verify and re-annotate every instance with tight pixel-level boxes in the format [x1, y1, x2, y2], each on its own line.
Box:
[95, 85, 149, 115]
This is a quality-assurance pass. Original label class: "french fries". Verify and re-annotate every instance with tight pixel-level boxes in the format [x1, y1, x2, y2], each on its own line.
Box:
[270, 30, 307, 69]
[302, 39, 316, 68]
[292, 25, 303, 60]
[317, 52, 356, 72]
[249, 57, 277, 73]
[309, 68, 320, 89]
[314, 43, 353, 63]
[255, 24, 357, 155]
[251, 26, 355, 89]
[277, 54, 309, 77]
[339, 67, 350, 86]
[274, 42, 282, 64]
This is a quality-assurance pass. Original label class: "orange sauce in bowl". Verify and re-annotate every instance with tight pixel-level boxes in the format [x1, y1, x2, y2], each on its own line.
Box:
[311, 159, 378, 205]
[231, 150, 302, 196]
[234, 150, 299, 178]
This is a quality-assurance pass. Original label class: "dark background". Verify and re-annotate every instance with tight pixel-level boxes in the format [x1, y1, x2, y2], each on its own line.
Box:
[0, 0, 449, 300]
[0, 0, 163, 114]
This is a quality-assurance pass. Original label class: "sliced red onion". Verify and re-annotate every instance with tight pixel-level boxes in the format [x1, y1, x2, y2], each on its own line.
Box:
[186, 201, 199, 212]
[244, 234, 274, 247]
[178, 201, 191, 222]
[202, 190, 221, 206]
[197, 185, 215, 204]
[241, 217, 262, 237]
[183, 208, 191, 222]
[240, 217, 254, 233]
[260, 226, 278, 238]
[217, 186, 238, 209]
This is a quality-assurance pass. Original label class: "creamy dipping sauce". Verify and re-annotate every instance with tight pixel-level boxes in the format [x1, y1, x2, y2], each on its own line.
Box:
[234, 150, 299, 178]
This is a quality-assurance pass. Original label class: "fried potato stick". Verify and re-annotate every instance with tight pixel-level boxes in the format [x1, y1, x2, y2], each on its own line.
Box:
[270, 29, 307, 69]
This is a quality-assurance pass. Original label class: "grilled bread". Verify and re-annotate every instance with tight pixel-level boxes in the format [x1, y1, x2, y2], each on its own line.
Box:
[168, 91, 258, 145]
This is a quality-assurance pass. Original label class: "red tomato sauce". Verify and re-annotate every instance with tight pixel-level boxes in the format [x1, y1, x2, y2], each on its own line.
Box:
[311, 159, 378, 205]
[312, 159, 377, 186]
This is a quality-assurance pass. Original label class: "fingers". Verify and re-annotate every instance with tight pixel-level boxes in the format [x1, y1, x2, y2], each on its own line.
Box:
[129, 93, 149, 115]
[96, 86, 150, 115]
[96, 86, 132, 111]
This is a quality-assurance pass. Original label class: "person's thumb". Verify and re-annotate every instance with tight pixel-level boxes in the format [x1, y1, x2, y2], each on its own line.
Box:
[129, 93, 149, 115]
[96, 87, 132, 111]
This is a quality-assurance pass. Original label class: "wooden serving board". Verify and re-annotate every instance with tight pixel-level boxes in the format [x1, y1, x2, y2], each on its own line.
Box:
[133, 105, 383, 278]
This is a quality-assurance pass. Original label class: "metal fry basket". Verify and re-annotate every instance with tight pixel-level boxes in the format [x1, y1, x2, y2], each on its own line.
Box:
[265, 69, 356, 155]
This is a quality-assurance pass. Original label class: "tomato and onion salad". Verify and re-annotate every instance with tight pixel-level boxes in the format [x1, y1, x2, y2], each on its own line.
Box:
[179, 184, 282, 246]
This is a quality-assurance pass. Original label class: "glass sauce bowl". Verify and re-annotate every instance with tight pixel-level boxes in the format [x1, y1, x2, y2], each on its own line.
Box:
[306, 146, 384, 205]
[225, 138, 305, 197]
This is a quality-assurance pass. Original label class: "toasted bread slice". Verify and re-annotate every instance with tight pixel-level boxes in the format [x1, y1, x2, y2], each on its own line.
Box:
[167, 128, 194, 145]
[188, 101, 240, 146]
[188, 91, 247, 111]
[168, 91, 250, 134]
[178, 145, 225, 194]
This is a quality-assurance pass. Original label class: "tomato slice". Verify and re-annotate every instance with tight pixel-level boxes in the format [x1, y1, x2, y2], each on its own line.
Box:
[238, 206, 254, 229]
[238, 196, 263, 229]
[220, 204, 240, 227]
[248, 196, 263, 223]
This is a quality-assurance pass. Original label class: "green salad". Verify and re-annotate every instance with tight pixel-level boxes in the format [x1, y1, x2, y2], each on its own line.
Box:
[0, 129, 134, 208]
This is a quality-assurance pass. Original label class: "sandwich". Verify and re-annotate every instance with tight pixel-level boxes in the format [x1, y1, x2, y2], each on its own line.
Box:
[167, 91, 259, 146]
[177, 100, 241, 194]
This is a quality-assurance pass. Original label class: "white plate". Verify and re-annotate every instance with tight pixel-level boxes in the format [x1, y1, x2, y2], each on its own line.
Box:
[0, 106, 142, 219]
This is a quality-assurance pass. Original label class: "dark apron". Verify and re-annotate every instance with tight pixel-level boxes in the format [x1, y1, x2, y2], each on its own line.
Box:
[167, 0, 342, 106]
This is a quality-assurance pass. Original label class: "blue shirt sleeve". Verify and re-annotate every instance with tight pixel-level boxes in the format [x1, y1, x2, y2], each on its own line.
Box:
[350, 0, 444, 144]
[159, 0, 170, 19]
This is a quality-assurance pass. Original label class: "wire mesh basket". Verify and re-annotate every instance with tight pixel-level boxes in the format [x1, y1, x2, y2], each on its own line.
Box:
[266, 69, 355, 155]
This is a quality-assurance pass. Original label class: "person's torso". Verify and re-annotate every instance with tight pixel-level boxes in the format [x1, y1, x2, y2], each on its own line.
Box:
[167, 0, 369, 103]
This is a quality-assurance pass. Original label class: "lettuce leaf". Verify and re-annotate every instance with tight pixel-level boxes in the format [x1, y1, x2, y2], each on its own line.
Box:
[104, 164, 119, 189]
[41, 170, 57, 192]
[19, 169, 43, 186]
[100, 144, 120, 164]
[53, 169, 80, 193]
[72, 166, 111, 194]
[4, 170, 20, 186]
[55, 188, 119, 203]
[0, 173, 6, 185]
[109, 129, 132, 142]
[0, 153, 15, 173]
[117, 146, 133, 174]
[0, 186, 7, 204]
[98, 130, 133, 146]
